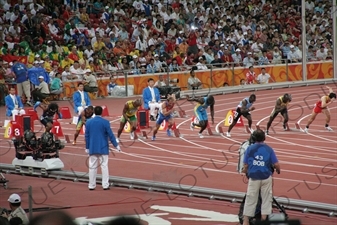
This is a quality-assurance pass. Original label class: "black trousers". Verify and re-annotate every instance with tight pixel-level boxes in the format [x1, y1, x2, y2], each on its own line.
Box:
[32, 90, 49, 102]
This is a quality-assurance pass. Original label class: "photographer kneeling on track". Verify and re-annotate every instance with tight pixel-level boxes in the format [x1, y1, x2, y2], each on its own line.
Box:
[241, 129, 281, 225]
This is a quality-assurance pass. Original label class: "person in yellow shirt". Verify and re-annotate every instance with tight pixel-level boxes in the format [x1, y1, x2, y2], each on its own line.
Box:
[43, 55, 52, 72]
[116, 99, 142, 142]
[80, 8, 90, 24]
[93, 37, 108, 52]
[60, 54, 74, 69]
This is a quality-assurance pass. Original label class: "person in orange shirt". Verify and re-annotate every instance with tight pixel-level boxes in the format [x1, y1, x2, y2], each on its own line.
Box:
[112, 41, 127, 57]
[178, 39, 189, 55]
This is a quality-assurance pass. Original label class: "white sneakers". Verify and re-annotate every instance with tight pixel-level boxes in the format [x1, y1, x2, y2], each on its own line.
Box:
[304, 126, 333, 133]
[198, 133, 204, 138]
[190, 124, 194, 131]
[326, 126, 333, 131]
[130, 132, 134, 140]
[226, 132, 231, 137]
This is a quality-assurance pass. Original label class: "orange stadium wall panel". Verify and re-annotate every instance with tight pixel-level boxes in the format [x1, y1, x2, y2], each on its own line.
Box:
[61, 61, 332, 97]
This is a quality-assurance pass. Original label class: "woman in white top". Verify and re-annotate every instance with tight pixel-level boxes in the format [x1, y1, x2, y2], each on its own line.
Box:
[135, 35, 148, 52]
[272, 47, 282, 64]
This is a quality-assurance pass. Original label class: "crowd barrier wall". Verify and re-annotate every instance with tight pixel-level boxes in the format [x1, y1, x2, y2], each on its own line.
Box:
[48, 61, 333, 98]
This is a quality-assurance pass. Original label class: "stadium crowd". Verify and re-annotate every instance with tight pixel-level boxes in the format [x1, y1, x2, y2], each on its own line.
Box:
[0, 0, 334, 105]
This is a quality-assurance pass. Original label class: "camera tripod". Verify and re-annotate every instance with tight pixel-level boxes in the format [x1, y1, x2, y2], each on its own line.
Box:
[0, 172, 8, 189]
[238, 194, 288, 225]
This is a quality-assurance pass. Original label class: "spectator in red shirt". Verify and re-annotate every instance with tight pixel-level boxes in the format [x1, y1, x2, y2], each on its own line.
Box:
[246, 66, 256, 85]
[187, 30, 198, 55]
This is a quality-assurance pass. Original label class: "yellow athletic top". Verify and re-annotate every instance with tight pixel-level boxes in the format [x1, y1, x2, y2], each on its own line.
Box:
[279, 96, 289, 107]
[125, 100, 139, 117]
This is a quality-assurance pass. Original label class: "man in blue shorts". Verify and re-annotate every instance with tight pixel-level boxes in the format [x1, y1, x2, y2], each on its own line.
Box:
[152, 94, 176, 141]
[188, 95, 215, 138]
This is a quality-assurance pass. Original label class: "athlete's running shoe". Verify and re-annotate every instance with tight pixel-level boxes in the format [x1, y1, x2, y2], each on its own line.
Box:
[198, 133, 204, 138]
[152, 136, 156, 141]
[326, 126, 333, 131]
[226, 132, 231, 137]
[283, 124, 287, 130]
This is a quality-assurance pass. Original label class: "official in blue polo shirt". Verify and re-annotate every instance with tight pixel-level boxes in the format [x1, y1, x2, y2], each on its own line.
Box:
[241, 129, 281, 225]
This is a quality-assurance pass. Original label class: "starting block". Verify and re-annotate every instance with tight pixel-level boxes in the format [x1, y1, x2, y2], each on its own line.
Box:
[51, 120, 64, 137]
[59, 107, 72, 119]
[102, 105, 109, 117]
[224, 110, 244, 127]
[26, 108, 39, 121]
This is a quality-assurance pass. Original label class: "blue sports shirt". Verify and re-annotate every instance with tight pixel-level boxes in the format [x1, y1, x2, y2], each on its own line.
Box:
[243, 143, 278, 180]
[238, 97, 253, 109]
[11, 63, 28, 83]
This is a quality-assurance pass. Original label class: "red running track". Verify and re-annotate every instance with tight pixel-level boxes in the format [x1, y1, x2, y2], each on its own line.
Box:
[0, 85, 336, 208]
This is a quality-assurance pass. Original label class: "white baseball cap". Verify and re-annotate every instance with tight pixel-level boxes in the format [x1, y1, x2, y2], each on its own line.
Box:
[8, 193, 21, 203]
[38, 76, 44, 79]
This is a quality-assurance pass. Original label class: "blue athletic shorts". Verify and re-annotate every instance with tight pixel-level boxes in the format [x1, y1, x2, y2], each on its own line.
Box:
[156, 113, 172, 125]
[194, 105, 208, 121]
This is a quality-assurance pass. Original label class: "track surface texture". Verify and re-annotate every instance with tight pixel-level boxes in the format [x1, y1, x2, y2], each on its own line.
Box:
[0, 84, 336, 225]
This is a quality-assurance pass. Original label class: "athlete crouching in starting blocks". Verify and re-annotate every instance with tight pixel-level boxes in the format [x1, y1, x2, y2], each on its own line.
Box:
[34, 101, 62, 133]
[152, 94, 176, 141]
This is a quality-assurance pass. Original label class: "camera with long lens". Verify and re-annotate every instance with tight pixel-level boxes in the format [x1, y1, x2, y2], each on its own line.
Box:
[13, 130, 64, 161]
[37, 132, 64, 160]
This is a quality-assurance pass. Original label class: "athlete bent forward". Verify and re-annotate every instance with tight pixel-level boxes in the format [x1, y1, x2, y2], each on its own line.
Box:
[72, 106, 94, 145]
[116, 99, 142, 142]
[34, 102, 62, 133]
[304, 86, 336, 133]
[188, 95, 215, 138]
[226, 94, 256, 137]
[266, 93, 292, 135]
[152, 94, 176, 140]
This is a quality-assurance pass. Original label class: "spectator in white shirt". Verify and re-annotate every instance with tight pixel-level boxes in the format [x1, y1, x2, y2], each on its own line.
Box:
[135, 35, 148, 52]
[188, 69, 202, 90]
[242, 52, 255, 68]
[316, 45, 328, 60]
[232, 49, 243, 66]
[256, 68, 274, 84]
[69, 61, 84, 79]
[196, 56, 208, 70]
[287, 45, 301, 63]
[48, 18, 59, 35]
[113, 4, 126, 21]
